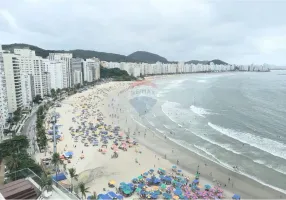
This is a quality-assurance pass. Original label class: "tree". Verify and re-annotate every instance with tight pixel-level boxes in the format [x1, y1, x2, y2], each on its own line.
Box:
[68, 168, 78, 192]
[13, 108, 22, 123]
[33, 95, 43, 104]
[0, 135, 29, 159]
[5, 154, 20, 172]
[41, 174, 53, 192]
[51, 153, 61, 181]
[51, 89, 56, 99]
[78, 182, 90, 199]
[89, 192, 97, 200]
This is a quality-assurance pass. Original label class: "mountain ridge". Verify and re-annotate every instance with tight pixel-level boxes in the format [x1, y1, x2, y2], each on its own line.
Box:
[2, 43, 228, 65]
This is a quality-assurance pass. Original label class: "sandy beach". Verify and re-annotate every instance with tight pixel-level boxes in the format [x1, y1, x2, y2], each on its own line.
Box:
[36, 80, 284, 199]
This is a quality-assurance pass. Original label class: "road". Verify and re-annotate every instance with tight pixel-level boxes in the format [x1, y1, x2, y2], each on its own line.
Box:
[21, 104, 41, 155]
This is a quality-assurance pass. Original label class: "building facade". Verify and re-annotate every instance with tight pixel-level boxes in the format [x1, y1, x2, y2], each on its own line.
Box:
[71, 58, 83, 86]
[0, 46, 9, 136]
[48, 53, 72, 88]
[2, 52, 23, 113]
[21, 74, 34, 109]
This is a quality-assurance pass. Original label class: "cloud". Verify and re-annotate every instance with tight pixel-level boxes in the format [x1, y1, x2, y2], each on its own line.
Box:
[0, 0, 286, 65]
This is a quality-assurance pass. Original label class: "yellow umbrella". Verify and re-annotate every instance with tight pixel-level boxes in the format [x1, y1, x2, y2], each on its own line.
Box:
[173, 196, 179, 200]
[109, 180, 116, 185]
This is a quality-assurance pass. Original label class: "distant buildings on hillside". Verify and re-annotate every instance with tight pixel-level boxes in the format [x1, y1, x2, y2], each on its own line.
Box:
[102, 61, 270, 77]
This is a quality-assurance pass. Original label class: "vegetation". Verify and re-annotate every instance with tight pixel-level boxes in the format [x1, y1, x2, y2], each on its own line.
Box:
[41, 174, 53, 192]
[0, 135, 43, 176]
[128, 51, 168, 63]
[68, 168, 78, 192]
[100, 67, 137, 81]
[33, 94, 43, 104]
[51, 89, 56, 99]
[51, 152, 62, 181]
[2, 43, 138, 62]
[36, 105, 48, 151]
[12, 108, 22, 124]
[78, 182, 90, 199]
[186, 59, 228, 65]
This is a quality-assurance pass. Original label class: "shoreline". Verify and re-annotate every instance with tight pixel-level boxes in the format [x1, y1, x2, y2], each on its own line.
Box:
[38, 80, 284, 199]
[103, 81, 285, 199]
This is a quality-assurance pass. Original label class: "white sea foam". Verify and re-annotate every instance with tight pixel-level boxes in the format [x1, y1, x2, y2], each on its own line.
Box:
[186, 129, 241, 155]
[161, 101, 181, 124]
[163, 124, 171, 130]
[253, 160, 286, 175]
[146, 119, 155, 127]
[168, 137, 286, 194]
[208, 122, 286, 160]
[155, 128, 164, 134]
[190, 105, 212, 118]
[197, 80, 207, 83]
[130, 115, 147, 129]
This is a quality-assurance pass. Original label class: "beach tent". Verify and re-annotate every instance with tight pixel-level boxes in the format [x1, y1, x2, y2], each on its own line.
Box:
[232, 194, 240, 200]
[64, 151, 73, 158]
[52, 173, 67, 181]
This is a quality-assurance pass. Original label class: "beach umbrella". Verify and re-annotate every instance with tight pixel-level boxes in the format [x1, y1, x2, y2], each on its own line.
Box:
[162, 193, 172, 199]
[232, 194, 240, 200]
[109, 180, 116, 185]
[174, 189, 182, 196]
[136, 188, 142, 193]
[107, 191, 117, 199]
[138, 175, 143, 180]
[143, 172, 149, 177]
[173, 195, 179, 200]
[149, 169, 154, 173]
[204, 184, 211, 190]
[193, 179, 199, 184]
[172, 165, 177, 169]
[177, 169, 182, 173]
[160, 184, 167, 189]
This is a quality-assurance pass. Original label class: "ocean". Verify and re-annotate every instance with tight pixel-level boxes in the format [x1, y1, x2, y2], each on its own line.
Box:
[129, 71, 286, 193]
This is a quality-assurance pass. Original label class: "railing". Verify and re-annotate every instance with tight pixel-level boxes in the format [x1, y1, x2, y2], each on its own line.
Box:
[52, 179, 80, 200]
[5, 168, 79, 200]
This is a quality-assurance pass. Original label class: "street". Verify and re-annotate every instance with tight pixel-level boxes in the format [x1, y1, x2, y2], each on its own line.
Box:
[21, 104, 41, 155]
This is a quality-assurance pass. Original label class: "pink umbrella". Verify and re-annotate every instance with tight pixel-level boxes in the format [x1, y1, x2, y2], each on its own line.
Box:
[119, 132, 124, 137]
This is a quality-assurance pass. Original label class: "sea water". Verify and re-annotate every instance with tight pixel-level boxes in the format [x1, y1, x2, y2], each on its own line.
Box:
[130, 71, 286, 193]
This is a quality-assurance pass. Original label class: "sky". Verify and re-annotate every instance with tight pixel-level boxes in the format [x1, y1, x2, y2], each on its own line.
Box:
[0, 0, 286, 65]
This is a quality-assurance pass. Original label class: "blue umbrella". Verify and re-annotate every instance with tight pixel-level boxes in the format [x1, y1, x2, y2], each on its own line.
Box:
[172, 165, 177, 169]
[107, 191, 117, 198]
[232, 194, 240, 200]
[193, 179, 199, 184]
[174, 189, 182, 196]
[177, 169, 182, 173]
[163, 193, 172, 199]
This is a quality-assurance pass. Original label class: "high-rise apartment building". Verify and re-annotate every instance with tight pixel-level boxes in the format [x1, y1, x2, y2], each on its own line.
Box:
[45, 60, 66, 89]
[21, 74, 34, 108]
[48, 53, 72, 88]
[2, 52, 23, 113]
[0, 46, 9, 137]
[14, 49, 47, 97]
[71, 58, 83, 86]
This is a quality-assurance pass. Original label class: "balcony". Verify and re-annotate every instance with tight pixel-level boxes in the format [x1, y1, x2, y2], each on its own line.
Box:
[2, 168, 78, 200]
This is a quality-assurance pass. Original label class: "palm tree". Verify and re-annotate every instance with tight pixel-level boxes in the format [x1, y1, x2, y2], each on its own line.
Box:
[78, 182, 90, 199]
[41, 174, 53, 192]
[68, 168, 78, 192]
[89, 192, 97, 200]
[51, 153, 61, 181]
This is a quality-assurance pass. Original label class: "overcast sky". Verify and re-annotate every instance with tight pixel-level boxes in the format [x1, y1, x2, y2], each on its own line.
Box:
[0, 0, 286, 65]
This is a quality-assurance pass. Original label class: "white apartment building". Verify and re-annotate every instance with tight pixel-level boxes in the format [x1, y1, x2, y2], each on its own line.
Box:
[94, 58, 100, 81]
[0, 46, 9, 136]
[71, 58, 83, 86]
[48, 53, 72, 88]
[21, 74, 34, 108]
[45, 60, 66, 90]
[14, 49, 47, 97]
[2, 52, 23, 113]
[83, 58, 100, 83]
